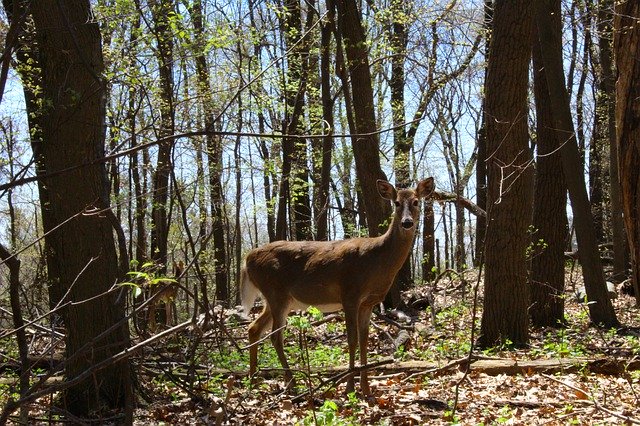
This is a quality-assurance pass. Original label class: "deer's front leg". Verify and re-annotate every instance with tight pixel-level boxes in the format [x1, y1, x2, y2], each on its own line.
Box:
[270, 305, 295, 390]
[357, 305, 373, 395]
[343, 306, 359, 394]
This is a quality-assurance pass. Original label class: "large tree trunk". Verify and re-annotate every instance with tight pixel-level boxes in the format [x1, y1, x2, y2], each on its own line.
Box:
[535, 0, 619, 327]
[479, 0, 533, 348]
[614, 0, 640, 304]
[21, 0, 133, 415]
[530, 8, 568, 327]
[335, 0, 395, 305]
[335, 0, 392, 238]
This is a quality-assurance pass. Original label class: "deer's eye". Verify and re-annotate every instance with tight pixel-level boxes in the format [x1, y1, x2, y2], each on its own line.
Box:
[394, 201, 400, 207]
[412, 199, 419, 206]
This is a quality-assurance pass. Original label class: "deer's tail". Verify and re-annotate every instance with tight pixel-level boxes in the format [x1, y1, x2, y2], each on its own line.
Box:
[240, 260, 260, 314]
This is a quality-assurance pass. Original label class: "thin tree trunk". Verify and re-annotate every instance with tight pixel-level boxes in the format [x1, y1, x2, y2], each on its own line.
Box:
[315, 19, 334, 241]
[148, 0, 175, 271]
[422, 200, 436, 281]
[475, 0, 492, 266]
[389, 0, 412, 305]
[190, 0, 225, 308]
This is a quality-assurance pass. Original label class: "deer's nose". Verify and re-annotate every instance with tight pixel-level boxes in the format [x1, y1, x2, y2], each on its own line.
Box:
[401, 219, 414, 229]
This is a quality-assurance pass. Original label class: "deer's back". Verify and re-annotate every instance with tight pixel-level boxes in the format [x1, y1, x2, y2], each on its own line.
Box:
[245, 238, 394, 307]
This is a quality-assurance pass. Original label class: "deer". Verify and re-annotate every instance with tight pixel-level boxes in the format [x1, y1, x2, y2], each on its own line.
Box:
[241, 178, 435, 395]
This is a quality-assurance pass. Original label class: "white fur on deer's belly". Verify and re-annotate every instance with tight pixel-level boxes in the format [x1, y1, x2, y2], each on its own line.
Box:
[289, 298, 343, 313]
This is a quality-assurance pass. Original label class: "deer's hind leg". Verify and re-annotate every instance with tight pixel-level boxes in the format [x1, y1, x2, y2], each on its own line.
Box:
[357, 305, 373, 395]
[248, 304, 273, 378]
[343, 303, 359, 394]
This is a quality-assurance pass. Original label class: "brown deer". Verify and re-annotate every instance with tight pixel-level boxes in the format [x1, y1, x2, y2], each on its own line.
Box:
[241, 178, 434, 395]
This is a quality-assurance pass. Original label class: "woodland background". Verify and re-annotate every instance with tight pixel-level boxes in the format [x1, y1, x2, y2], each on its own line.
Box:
[0, 0, 640, 424]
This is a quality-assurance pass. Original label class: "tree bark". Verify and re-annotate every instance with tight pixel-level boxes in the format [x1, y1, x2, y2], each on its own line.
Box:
[335, 0, 392, 238]
[148, 0, 175, 271]
[277, 0, 312, 241]
[479, 0, 533, 347]
[389, 0, 412, 304]
[191, 0, 226, 306]
[475, 0, 492, 266]
[535, 0, 619, 327]
[530, 7, 568, 327]
[614, 0, 640, 303]
[22, 0, 133, 415]
[315, 19, 334, 241]
[596, 0, 627, 278]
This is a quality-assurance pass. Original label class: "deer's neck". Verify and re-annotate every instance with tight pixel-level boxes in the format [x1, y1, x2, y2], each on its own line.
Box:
[380, 215, 416, 268]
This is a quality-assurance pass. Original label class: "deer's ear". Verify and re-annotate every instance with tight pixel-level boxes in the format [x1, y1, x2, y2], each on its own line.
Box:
[415, 177, 435, 198]
[377, 180, 397, 200]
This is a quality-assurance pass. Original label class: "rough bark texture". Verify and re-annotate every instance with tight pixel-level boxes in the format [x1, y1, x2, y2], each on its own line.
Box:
[276, 0, 312, 241]
[28, 0, 132, 415]
[480, 0, 533, 347]
[598, 0, 627, 278]
[530, 9, 568, 327]
[149, 0, 175, 270]
[390, 0, 413, 302]
[191, 0, 227, 305]
[614, 0, 640, 303]
[474, 0, 492, 266]
[312, 17, 334, 241]
[336, 0, 392, 238]
[536, 0, 619, 327]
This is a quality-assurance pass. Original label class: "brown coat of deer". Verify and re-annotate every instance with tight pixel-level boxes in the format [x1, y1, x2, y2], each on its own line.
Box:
[241, 178, 434, 395]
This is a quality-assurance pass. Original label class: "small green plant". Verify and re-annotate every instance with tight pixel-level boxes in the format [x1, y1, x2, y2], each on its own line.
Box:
[303, 400, 348, 425]
[443, 409, 460, 424]
[495, 405, 515, 423]
[119, 261, 176, 298]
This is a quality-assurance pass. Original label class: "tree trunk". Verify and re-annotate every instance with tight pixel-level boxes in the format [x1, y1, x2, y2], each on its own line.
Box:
[148, 0, 175, 271]
[530, 10, 568, 327]
[336, 0, 397, 306]
[315, 19, 334, 241]
[597, 0, 627, 278]
[389, 0, 413, 304]
[422, 200, 436, 281]
[277, 0, 312, 241]
[335, 0, 392, 238]
[191, 0, 226, 307]
[614, 0, 640, 304]
[23, 0, 133, 415]
[475, 0, 492, 266]
[535, 0, 619, 327]
[479, 0, 533, 348]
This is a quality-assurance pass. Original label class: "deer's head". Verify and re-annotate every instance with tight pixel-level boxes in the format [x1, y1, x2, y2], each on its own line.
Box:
[377, 178, 435, 230]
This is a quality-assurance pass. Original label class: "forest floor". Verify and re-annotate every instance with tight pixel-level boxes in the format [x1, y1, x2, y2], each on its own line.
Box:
[3, 268, 639, 424]
[131, 267, 640, 425]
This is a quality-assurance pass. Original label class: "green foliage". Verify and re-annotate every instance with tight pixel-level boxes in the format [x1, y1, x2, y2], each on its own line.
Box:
[119, 261, 176, 298]
[303, 400, 354, 426]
